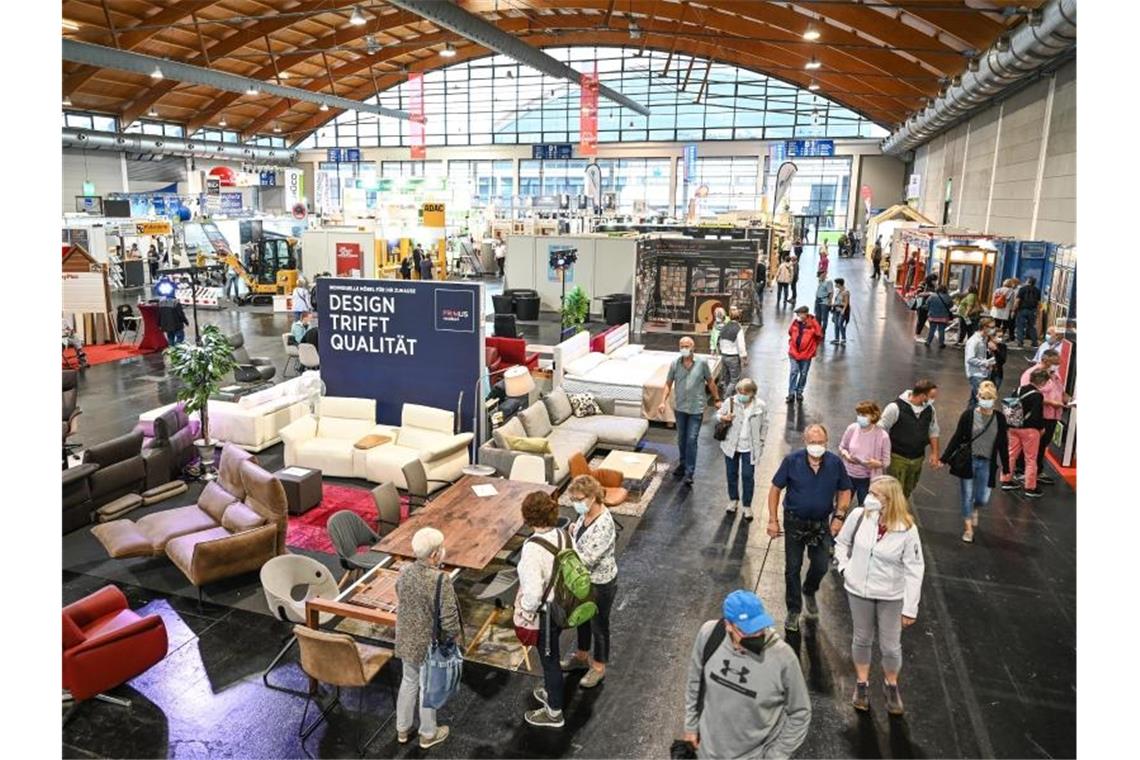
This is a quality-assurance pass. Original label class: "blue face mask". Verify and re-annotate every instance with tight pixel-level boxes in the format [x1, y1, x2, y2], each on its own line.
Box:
[736, 394, 751, 404]
[856, 415, 870, 428]
[572, 500, 588, 516]
[978, 398, 995, 410]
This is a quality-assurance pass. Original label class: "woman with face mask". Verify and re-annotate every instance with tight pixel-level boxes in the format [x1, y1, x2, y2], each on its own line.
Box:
[833, 475, 925, 716]
[561, 475, 618, 689]
[839, 401, 892, 506]
[939, 381, 1010, 543]
[716, 378, 768, 521]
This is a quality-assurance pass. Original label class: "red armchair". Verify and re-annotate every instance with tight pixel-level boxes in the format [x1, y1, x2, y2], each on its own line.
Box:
[485, 346, 504, 376]
[486, 336, 538, 372]
[63, 585, 167, 703]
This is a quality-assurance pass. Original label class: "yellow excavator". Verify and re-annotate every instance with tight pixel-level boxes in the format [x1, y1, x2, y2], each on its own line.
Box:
[223, 235, 300, 305]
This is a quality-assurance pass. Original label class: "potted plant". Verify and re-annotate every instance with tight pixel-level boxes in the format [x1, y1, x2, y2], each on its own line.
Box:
[166, 325, 236, 480]
[561, 285, 590, 334]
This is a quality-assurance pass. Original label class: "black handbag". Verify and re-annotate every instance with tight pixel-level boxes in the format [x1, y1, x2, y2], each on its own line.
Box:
[713, 397, 734, 441]
[670, 739, 698, 759]
[946, 413, 995, 472]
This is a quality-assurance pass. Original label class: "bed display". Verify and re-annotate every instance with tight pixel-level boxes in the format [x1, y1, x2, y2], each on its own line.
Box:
[554, 325, 721, 423]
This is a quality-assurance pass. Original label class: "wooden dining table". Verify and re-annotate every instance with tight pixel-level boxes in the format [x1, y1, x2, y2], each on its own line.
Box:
[375, 474, 557, 570]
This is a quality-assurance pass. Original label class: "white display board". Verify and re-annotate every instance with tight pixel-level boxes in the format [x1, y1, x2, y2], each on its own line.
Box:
[301, 228, 377, 279]
[503, 234, 637, 317]
[62, 271, 109, 314]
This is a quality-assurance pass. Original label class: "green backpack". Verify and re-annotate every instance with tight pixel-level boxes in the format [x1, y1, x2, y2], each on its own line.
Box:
[531, 529, 597, 629]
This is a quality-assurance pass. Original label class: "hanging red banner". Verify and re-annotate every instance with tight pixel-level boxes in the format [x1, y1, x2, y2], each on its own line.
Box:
[579, 68, 599, 157]
[409, 72, 425, 159]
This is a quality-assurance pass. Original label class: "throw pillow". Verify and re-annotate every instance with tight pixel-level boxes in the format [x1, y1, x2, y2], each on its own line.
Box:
[519, 401, 554, 438]
[543, 387, 574, 425]
[505, 435, 552, 454]
[492, 415, 527, 450]
[221, 501, 268, 532]
[354, 433, 391, 450]
[569, 392, 602, 418]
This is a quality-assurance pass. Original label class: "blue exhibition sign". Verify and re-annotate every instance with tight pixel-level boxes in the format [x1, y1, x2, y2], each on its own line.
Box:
[784, 139, 835, 157]
[220, 193, 243, 213]
[317, 278, 484, 432]
[326, 148, 361, 163]
[531, 143, 573, 160]
[683, 143, 698, 183]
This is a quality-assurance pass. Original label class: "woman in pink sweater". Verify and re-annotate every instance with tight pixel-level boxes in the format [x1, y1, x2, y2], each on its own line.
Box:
[839, 401, 892, 506]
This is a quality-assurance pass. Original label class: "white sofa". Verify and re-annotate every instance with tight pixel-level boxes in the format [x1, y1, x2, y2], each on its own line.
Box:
[207, 372, 320, 452]
[363, 404, 474, 491]
[279, 397, 390, 479]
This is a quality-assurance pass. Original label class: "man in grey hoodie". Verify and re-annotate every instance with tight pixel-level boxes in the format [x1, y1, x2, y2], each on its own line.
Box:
[683, 590, 811, 759]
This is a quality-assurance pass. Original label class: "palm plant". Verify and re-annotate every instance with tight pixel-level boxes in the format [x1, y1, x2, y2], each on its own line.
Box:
[561, 285, 590, 333]
[166, 325, 236, 476]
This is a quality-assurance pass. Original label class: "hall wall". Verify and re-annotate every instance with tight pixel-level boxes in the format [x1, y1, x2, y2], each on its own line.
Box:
[907, 58, 1075, 244]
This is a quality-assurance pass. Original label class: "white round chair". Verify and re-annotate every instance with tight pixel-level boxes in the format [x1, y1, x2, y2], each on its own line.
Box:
[260, 554, 341, 690]
[509, 454, 547, 484]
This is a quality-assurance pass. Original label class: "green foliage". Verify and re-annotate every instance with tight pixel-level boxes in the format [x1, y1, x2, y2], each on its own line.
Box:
[165, 325, 237, 443]
[562, 286, 590, 333]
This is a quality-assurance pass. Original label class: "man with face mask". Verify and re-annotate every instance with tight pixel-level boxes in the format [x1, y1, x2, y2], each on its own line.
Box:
[682, 590, 810, 759]
[767, 424, 852, 632]
[786, 306, 824, 403]
[660, 337, 721, 486]
[964, 317, 998, 410]
[879, 380, 943, 498]
[1033, 325, 1063, 364]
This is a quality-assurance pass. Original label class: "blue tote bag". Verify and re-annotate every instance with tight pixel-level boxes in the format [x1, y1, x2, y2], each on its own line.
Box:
[420, 573, 463, 710]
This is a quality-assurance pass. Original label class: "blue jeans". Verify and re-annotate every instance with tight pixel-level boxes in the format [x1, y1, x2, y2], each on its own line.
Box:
[538, 611, 564, 711]
[815, 301, 830, 334]
[833, 311, 849, 341]
[968, 375, 985, 410]
[959, 456, 992, 518]
[788, 358, 812, 396]
[165, 329, 185, 345]
[925, 321, 947, 346]
[725, 452, 756, 507]
[1015, 308, 1038, 345]
[674, 410, 703, 479]
[850, 476, 870, 506]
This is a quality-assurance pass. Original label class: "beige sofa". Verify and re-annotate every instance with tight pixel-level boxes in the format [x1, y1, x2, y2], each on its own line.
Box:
[362, 403, 473, 491]
[208, 372, 320, 452]
[478, 389, 648, 485]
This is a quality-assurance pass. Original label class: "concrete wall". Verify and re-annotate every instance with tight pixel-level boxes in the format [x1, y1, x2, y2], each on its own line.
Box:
[908, 58, 1075, 244]
[853, 155, 906, 228]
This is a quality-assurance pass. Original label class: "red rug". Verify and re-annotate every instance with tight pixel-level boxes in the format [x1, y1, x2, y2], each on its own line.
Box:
[71, 343, 159, 367]
[286, 484, 409, 555]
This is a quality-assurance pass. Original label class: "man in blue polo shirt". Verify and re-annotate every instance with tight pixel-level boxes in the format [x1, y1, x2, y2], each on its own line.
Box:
[766, 424, 852, 633]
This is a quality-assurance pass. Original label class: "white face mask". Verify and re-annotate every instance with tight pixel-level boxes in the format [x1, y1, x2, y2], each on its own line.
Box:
[863, 494, 882, 511]
[679, 347, 692, 358]
[806, 444, 826, 458]
[572, 500, 588, 516]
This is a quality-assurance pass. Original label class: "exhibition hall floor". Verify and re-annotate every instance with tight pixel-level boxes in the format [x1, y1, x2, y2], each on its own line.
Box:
[63, 256, 1076, 759]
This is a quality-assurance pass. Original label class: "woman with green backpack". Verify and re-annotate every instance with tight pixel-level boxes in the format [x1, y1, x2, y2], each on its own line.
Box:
[561, 475, 618, 690]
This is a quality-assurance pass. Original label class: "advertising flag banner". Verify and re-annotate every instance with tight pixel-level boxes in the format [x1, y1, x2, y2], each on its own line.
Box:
[579, 69, 599, 157]
[317, 278, 484, 432]
[409, 72, 426, 159]
[773, 161, 798, 211]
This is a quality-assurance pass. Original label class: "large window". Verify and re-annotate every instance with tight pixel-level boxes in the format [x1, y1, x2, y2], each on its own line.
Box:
[298, 47, 889, 149]
[677, 157, 761, 215]
[596, 158, 672, 213]
[448, 160, 514, 206]
[518, 159, 589, 199]
[763, 156, 853, 231]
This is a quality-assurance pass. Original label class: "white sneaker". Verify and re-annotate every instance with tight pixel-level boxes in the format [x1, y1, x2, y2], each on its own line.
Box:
[742, 507, 754, 521]
[726, 500, 739, 514]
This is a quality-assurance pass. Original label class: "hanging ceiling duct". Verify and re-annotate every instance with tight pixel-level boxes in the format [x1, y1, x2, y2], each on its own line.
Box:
[62, 39, 412, 122]
[881, 0, 1076, 156]
[62, 128, 297, 164]
[383, 0, 650, 116]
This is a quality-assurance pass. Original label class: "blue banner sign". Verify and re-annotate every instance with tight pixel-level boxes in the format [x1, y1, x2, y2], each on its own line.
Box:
[317, 278, 484, 431]
[532, 143, 573, 160]
[220, 193, 243, 213]
[326, 148, 362, 163]
[784, 139, 835, 157]
[1020, 241, 1047, 258]
[683, 143, 698, 183]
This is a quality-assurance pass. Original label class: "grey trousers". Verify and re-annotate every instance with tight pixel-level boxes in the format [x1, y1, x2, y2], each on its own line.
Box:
[395, 659, 437, 737]
[720, 354, 743, 397]
[847, 592, 904, 673]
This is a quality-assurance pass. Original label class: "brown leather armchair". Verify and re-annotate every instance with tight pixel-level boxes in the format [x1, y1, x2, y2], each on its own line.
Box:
[91, 444, 288, 601]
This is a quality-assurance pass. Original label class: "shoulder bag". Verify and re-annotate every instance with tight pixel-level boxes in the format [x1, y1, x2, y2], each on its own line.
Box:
[713, 397, 734, 441]
[421, 572, 464, 709]
[946, 412, 995, 472]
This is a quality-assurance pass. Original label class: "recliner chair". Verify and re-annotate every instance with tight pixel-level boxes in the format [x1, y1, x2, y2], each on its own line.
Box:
[63, 370, 81, 467]
[62, 431, 170, 534]
[227, 333, 276, 383]
[138, 403, 199, 480]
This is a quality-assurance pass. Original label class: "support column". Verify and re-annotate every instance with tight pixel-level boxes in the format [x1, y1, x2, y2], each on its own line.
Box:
[1029, 73, 1057, 240]
[983, 102, 1005, 234]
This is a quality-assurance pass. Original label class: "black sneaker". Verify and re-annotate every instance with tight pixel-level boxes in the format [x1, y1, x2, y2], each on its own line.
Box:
[796, 393, 804, 402]
[785, 395, 795, 403]
[672, 466, 685, 479]
[1024, 487, 1043, 498]
[884, 682, 905, 715]
[1000, 481, 1020, 491]
[1037, 474, 1056, 485]
[852, 681, 870, 712]
[683, 475, 694, 486]
[802, 595, 819, 620]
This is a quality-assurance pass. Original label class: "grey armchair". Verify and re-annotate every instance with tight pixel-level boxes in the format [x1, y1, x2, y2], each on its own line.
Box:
[327, 511, 391, 588]
[401, 459, 454, 512]
[227, 333, 276, 383]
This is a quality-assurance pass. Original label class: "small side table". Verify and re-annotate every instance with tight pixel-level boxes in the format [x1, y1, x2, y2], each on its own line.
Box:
[275, 466, 323, 516]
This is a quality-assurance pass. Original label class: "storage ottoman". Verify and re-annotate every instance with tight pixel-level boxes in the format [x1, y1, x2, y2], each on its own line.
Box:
[274, 467, 323, 515]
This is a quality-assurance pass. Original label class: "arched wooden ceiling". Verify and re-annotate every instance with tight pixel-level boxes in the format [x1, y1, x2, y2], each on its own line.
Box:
[62, 0, 1040, 145]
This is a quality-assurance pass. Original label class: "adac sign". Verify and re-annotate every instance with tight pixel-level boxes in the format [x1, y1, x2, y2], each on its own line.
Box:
[135, 221, 172, 236]
[422, 203, 445, 228]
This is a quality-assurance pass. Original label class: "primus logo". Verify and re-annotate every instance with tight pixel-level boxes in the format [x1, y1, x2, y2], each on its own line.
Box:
[440, 307, 469, 321]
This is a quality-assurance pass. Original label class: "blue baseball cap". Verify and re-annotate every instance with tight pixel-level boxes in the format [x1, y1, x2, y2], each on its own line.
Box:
[723, 590, 775, 636]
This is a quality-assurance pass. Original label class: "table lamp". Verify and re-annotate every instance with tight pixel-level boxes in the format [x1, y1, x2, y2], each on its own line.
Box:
[503, 365, 535, 401]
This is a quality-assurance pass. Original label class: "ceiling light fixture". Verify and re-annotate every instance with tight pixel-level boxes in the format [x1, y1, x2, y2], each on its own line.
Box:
[349, 6, 367, 26]
[629, 17, 641, 40]
[273, 124, 281, 133]
[802, 28, 820, 41]
[246, 84, 260, 95]
[62, 19, 81, 31]
[319, 103, 330, 111]
[219, 117, 227, 126]
[440, 43, 456, 58]
[808, 81, 820, 91]
[148, 108, 158, 117]
[63, 97, 72, 107]
[804, 57, 821, 70]
[150, 66, 164, 80]
[279, 71, 290, 80]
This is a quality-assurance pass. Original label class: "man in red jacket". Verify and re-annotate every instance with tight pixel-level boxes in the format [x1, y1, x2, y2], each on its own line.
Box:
[786, 306, 824, 403]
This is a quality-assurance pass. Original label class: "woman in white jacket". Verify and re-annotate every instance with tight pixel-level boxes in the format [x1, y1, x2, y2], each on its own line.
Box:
[834, 475, 925, 716]
[715, 378, 768, 521]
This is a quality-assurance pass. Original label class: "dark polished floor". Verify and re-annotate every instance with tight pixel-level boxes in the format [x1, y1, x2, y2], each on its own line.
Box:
[63, 253, 1076, 759]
